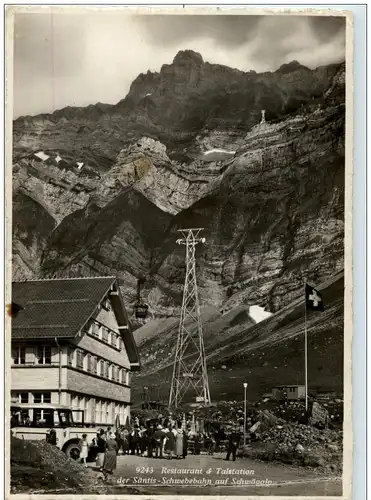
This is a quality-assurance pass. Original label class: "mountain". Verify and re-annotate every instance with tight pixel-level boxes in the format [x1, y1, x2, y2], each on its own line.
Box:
[12, 50, 345, 341]
[13, 51, 344, 162]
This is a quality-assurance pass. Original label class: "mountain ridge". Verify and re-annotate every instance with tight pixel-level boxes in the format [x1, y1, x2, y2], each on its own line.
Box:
[13, 53, 344, 122]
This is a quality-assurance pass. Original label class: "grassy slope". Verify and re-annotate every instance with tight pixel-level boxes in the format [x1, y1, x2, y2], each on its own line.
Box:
[132, 270, 344, 403]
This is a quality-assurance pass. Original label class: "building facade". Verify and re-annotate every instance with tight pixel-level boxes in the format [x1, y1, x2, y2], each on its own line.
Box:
[11, 277, 140, 427]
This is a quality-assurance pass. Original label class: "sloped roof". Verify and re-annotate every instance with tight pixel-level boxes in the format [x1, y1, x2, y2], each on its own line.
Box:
[273, 385, 305, 388]
[12, 277, 116, 339]
[11, 276, 140, 369]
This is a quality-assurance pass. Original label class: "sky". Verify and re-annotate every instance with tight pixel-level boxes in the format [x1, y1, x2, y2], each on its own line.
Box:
[12, 11, 346, 118]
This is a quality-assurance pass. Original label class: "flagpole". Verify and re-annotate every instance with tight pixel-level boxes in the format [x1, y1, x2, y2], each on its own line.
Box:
[304, 279, 308, 412]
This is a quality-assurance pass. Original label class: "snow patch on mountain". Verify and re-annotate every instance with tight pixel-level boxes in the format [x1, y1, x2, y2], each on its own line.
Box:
[249, 305, 273, 323]
[204, 148, 236, 156]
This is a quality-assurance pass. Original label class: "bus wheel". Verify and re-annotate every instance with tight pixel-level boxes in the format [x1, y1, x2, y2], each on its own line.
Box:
[64, 442, 81, 461]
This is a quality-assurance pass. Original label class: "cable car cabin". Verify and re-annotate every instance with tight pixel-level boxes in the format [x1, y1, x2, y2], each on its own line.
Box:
[134, 278, 148, 319]
[135, 303, 148, 319]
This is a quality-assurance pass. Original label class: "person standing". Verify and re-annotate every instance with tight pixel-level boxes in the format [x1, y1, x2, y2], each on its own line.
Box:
[194, 432, 201, 455]
[205, 433, 216, 455]
[115, 427, 122, 455]
[182, 429, 188, 459]
[153, 425, 165, 459]
[78, 434, 89, 468]
[130, 426, 141, 455]
[162, 427, 169, 455]
[96, 430, 106, 471]
[103, 432, 118, 477]
[146, 423, 155, 458]
[139, 426, 147, 456]
[46, 429, 57, 446]
[165, 426, 176, 459]
[121, 428, 129, 455]
[175, 424, 184, 459]
[225, 427, 241, 462]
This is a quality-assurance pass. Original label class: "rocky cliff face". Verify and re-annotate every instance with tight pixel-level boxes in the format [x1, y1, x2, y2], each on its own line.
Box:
[12, 51, 345, 325]
[14, 51, 343, 160]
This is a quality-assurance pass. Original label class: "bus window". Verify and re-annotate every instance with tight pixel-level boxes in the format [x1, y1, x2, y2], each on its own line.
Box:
[21, 411, 31, 426]
[44, 410, 54, 427]
[10, 411, 20, 428]
[58, 410, 73, 427]
[34, 409, 53, 427]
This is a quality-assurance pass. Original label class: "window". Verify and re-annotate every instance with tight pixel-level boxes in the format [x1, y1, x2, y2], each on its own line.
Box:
[99, 359, 104, 376]
[87, 355, 97, 374]
[83, 353, 89, 371]
[119, 369, 123, 384]
[90, 399, 96, 423]
[76, 350, 84, 369]
[37, 346, 51, 364]
[20, 392, 28, 403]
[105, 361, 109, 379]
[101, 401, 106, 423]
[102, 327, 109, 343]
[82, 397, 87, 420]
[91, 321, 100, 337]
[16, 392, 29, 403]
[126, 371, 130, 386]
[34, 409, 53, 426]
[112, 333, 120, 349]
[87, 354, 93, 373]
[12, 346, 25, 365]
[74, 396, 82, 423]
[115, 366, 120, 382]
[68, 348, 75, 366]
[33, 392, 51, 404]
[119, 404, 126, 424]
[95, 400, 101, 423]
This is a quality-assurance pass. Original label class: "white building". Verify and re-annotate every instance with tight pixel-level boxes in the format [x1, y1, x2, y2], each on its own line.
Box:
[11, 277, 140, 427]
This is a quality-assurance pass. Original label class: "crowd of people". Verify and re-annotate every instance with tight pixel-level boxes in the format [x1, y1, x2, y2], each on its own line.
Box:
[83, 419, 243, 477]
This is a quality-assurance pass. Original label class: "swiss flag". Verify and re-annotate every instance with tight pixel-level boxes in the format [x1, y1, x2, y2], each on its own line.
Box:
[305, 284, 324, 311]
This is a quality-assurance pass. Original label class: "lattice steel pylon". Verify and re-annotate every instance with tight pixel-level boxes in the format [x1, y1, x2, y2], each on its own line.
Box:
[168, 229, 211, 408]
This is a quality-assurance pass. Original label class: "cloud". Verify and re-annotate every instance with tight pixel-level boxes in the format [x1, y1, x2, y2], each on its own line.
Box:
[12, 12, 346, 117]
[136, 14, 345, 71]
